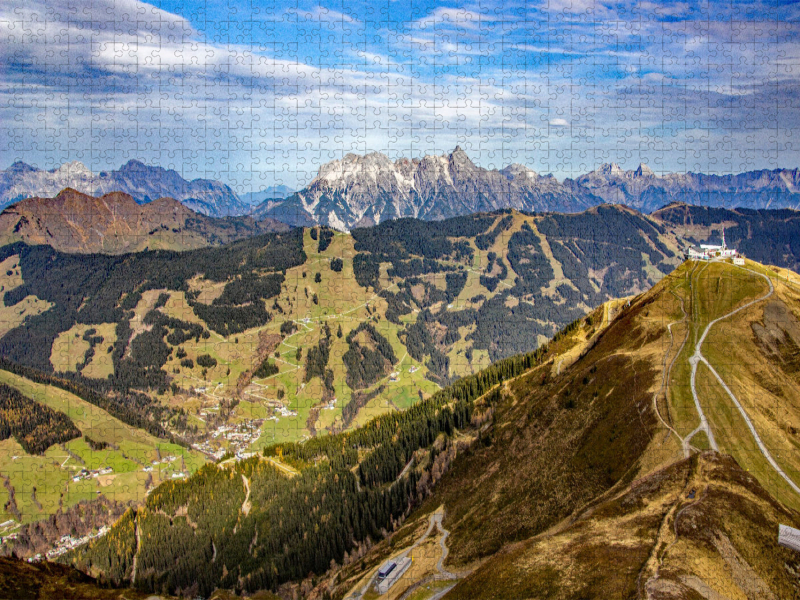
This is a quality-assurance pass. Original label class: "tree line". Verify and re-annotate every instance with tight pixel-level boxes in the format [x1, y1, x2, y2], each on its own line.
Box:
[0, 383, 80, 454]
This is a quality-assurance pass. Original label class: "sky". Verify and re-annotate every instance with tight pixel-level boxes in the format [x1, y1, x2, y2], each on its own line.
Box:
[2, 0, 800, 192]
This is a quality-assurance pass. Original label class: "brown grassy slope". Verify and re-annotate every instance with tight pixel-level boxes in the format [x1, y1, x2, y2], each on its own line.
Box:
[446, 451, 800, 600]
[0, 557, 163, 600]
[317, 274, 687, 599]
[0, 188, 287, 253]
[414, 272, 686, 567]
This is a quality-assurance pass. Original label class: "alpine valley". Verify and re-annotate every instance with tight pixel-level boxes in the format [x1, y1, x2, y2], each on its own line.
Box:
[0, 189, 800, 600]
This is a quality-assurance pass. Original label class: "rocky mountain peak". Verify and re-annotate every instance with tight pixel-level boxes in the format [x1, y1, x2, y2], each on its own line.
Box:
[596, 162, 624, 176]
[7, 161, 37, 174]
[52, 161, 93, 178]
[117, 159, 151, 172]
[635, 163, 655, 177]
[501, 163, 539, 180]
[0, 159, 245, 217]
[448, 145, 474, 167]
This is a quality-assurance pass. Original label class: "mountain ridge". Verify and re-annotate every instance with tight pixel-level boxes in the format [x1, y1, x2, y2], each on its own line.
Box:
[0, 160, 248, 218]
[253, 148, 800, 229]
[0, 188, 289, 253]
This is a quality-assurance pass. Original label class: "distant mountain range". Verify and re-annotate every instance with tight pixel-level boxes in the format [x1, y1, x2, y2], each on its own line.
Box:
[4, 152, 800, 228]
[240, 184, 295, 205]
[254, 147, 800, 228]
[0, 160, 248, 218]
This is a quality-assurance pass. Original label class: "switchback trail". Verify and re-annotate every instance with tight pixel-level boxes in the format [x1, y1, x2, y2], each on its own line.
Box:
[349, 507, 462, 600]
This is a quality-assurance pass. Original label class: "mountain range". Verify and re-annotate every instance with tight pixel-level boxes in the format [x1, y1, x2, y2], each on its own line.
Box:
[5, 151, 800, 228]
[0, 199, 799, 597]
[240, 185, 295, 205]
[0, 160, 248, 218]
[254, 148, 800, 229]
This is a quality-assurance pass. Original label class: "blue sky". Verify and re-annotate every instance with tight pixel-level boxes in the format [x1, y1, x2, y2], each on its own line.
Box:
[2, 0, 800, 191]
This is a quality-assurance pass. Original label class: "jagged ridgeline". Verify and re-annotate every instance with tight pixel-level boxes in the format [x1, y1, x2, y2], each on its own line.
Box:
[68, 344, 551, 596]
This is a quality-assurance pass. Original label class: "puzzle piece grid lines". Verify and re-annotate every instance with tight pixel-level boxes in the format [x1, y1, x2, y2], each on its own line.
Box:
[0, 0, 799, 592]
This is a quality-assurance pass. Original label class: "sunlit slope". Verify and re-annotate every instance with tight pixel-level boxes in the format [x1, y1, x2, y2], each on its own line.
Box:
[0, 206, 683, 448]
[0, 369, 205, 527]
[62, 259, 800, 599]
[66, 300, 621, 597]
[445, 452, 800, 600]
[320, 258, 800, 600]
[665, 259, 800, 512]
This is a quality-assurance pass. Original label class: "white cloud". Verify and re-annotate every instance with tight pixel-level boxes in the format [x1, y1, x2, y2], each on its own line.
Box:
[2, 0, 799, 188]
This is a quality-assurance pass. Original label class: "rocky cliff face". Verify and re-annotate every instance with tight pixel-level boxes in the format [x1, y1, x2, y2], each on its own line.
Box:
[254, 147, 596, 228]
[257, 149, 800, 229]
[0, 160, 248, 217]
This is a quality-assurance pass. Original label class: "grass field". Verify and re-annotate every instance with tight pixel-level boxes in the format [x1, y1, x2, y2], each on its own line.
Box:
[50, 323, 117, 377]
[0, 370, 206, 526]
[665, 258, 800, 512]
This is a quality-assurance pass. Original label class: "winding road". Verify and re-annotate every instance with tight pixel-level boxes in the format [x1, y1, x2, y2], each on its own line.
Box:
[684, 262, 800, 495]
[348, 508, 461, 600]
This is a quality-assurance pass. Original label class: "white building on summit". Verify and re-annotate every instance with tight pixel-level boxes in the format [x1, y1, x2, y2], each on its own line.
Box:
[686, 228, 738, 260]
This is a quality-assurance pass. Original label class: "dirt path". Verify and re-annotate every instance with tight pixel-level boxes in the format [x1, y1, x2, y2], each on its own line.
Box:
[686, 262, 773, 453]
[652, 291, 688, 453]
[349, 508, 462, 600]
[131, 514, 141, 584]
[684, 261, 720, 454]
[241, 474, 251, 516]
[684, 262, 800, 495]
[432, 511, 457, 580]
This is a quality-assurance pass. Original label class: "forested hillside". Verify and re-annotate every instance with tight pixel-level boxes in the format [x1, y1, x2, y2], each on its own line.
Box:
[316, 258, 800, 600]
[2, 204, 799, 452]
[67, 256, 800, 600]
[69, 341, 556, 596]
[0, 383, 80, 454]
[0, 206, 683, 451]
[4, 202, 800, 564]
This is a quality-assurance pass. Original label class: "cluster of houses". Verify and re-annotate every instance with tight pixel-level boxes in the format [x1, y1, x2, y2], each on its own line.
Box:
[71, 466, 113, 483]
[18, 526, 111, 563]
[685, 229, 744, 265]
[192, 418, 265, 459]
[142, 455, 181, 474]
[42, 526, 110, 561]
